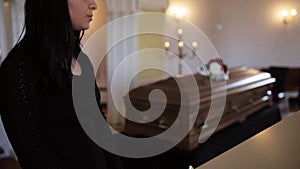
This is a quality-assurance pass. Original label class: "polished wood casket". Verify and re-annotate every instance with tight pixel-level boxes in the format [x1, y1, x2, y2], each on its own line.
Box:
[123, 67, 275, 150]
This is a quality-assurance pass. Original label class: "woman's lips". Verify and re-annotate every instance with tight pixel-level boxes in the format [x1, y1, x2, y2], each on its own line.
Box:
[87, 15, 93, 21]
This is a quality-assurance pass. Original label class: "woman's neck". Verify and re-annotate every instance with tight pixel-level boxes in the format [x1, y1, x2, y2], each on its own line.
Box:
[71, 58, 82, 76]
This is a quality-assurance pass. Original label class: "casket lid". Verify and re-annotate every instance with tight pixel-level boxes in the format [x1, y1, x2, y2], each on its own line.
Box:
[125, 67, 275, 106]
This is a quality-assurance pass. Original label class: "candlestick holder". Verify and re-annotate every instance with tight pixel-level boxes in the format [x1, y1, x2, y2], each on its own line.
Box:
[164, 28, 198, 75]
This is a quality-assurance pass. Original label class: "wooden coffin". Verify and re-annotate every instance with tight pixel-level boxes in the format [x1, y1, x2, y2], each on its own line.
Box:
[123, 67, 275, 150]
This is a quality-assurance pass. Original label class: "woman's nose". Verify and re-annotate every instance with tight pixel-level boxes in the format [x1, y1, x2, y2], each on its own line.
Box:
[89, 0, 97, 10]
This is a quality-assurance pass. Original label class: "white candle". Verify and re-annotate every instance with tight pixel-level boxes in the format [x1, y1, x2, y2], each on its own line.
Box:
[177, 28, 183, 35]
[178, 41, 184, 48]
[164, 41, 170, 49]
[192, 41, 198, 48]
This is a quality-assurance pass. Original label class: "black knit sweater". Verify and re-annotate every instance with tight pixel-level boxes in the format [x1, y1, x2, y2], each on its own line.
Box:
[0, 47, 123, 169]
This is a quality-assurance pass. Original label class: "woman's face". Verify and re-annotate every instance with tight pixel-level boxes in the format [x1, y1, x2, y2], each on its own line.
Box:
[68, 0, 97, 31]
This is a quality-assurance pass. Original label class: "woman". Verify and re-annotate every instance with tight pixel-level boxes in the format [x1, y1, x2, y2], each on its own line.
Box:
[0, 0, 123, 168]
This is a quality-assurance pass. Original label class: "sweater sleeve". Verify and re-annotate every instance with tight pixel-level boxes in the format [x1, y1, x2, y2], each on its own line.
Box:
[0, 61, 69, 169]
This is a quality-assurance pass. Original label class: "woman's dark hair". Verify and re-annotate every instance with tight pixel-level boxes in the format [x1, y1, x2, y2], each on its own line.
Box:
[17, 0, 83, 88]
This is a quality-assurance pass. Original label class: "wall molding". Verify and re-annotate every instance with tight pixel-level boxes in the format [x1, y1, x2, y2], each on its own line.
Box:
[139, 0, 169, 11]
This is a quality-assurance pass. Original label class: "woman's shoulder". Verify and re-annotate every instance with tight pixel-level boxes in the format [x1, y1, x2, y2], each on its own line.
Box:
[2, 43, 39, 70]
[0, 45, 43, 85]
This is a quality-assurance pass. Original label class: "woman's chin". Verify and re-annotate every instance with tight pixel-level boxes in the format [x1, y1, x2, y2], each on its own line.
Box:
[81, 25, 90, 31]
[74, 24, 90, 31]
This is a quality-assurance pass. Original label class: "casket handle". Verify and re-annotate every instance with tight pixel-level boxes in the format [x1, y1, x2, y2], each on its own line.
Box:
[158, 116, 168, 129]
[228, 105, 240, 114]
[248, 98, 255, 105]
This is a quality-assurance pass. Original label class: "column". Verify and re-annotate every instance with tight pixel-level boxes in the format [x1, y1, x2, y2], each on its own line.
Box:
[0, 0, 7, 62]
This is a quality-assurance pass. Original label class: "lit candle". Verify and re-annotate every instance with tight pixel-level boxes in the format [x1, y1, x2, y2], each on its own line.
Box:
[171, 7, 188, 19]
[192, 41, 198, 48]
[281, 9, 289, 24]
[290, 9, 297, 16]
[177, 28, 183, 35]
[281, 9, 289, 17]
[178, 41, 184, 48]
[164, 41, 170, 50]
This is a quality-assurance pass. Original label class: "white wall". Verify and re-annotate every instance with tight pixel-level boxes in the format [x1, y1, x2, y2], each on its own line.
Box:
[169, 0, 300, 69]
[0, 0, 8, 62]
[210, 0, 300, 68]
[9, 0, 24, 46]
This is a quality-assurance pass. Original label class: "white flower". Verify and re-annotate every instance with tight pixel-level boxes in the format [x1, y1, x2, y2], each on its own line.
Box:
[209, 62, 223, 75]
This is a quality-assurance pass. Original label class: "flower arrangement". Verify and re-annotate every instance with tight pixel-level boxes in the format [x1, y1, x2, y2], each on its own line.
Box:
[197, 58, 229, 80]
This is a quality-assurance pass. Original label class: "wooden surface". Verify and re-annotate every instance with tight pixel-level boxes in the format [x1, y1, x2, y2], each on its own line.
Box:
[285, 68, 300, 91]
[0, 158, 22, 169]
[197, 111, 300, 169]
[262, 66, 300, 103]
